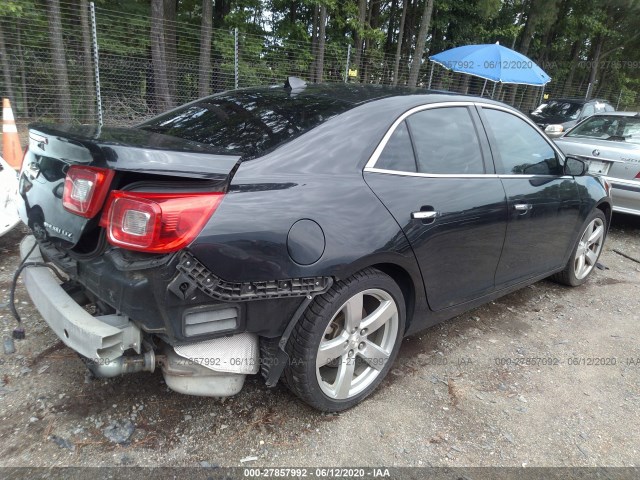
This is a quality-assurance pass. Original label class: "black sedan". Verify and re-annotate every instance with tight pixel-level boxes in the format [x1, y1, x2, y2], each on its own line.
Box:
[16, 80, 611, 412]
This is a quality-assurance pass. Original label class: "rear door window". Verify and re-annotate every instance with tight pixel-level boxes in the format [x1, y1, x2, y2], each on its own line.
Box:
[406, 107, 485, 174]
[376, 121, 417, 172]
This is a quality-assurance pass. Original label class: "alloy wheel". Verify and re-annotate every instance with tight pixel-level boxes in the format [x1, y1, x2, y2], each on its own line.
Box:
[574, 217, 605, 280]
[315, 288, 399, 400]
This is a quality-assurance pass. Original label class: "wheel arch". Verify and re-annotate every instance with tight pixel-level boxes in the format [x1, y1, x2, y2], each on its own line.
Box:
[595, 200, 612, 229]
[353, 262, 418, 335]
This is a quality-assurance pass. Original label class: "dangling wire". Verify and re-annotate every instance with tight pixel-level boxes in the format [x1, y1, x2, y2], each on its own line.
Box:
[9, 242, 66, 339]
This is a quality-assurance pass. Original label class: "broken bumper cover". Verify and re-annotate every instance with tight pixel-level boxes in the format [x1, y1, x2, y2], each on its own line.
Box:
[19, 235, 141, 361]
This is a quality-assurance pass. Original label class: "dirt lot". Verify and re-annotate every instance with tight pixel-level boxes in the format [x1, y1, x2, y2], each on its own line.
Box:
[0, 214, 639, 468]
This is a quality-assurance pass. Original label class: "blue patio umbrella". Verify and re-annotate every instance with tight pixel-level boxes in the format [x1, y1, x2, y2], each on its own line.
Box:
[429, 42, 551, 86]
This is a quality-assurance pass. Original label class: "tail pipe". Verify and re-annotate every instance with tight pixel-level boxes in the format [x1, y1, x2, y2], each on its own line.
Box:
[87, 350, 155, 378]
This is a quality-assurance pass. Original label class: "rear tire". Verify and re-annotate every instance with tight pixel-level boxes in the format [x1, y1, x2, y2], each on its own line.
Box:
[552, 209, 606, 287]
[284, 268, 405, 412]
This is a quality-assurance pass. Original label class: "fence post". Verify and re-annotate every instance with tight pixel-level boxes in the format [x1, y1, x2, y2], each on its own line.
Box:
[616, 89, 622, 110]
[234, 28, 239, 89]
[428, 62, 434, 89]
[89, 2, 103, 126]
[344, 44, 351, 82]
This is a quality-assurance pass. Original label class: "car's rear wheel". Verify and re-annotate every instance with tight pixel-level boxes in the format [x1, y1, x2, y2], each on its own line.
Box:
[284, 268, 405, 412]
[553, 209, 606, 286]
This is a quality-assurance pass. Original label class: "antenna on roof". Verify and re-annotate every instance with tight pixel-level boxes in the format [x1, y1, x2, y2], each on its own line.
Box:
[284, 76, 307, 91]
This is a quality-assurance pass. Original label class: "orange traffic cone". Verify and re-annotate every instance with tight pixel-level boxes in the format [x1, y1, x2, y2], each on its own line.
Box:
[2, 98, 23, 170]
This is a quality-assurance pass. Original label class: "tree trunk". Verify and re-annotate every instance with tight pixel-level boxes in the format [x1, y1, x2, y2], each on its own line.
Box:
[47, 0, 72, 122]
[79, 0, 95, 122]
[213, 0, 230, 28]
[151, 1, 172, 108]
[0, 22, 16, 108]
[460, 74, 470, 94]
[151, 0, 173, 111]
[519, 8, 538, 57]
[563, 40, 581, 96]
[407, 0, 434, 87]
[199, 0, 213, 97]
[385, 0, 398, 54]
[164, 0, 178, 101]
[392, 0, 408, 86]
[352, 0, 367, 81]
[586, 35, 604, 100]
[399, 0, 415, 83]
[314, 5, 327, 83]
[363, 0, 380, 83]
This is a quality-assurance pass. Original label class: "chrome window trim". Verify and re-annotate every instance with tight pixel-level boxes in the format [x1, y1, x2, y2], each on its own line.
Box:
[364, 101, 478, 170]
[363, 166, 572, 180]
[364, 167, 498, 178]
[364, 101, 568, 177]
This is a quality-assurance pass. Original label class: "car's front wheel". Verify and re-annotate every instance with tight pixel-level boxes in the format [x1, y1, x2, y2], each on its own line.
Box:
[284, 268, 405, 412]
[553, 209, 607, 286]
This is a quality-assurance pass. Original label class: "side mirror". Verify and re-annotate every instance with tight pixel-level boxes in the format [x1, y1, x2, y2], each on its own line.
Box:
[564, 156, 587, 176]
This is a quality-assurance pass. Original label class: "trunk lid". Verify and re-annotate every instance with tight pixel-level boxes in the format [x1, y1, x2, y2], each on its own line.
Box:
[555, 136, 640, 177]
[18, 124, 240, 247]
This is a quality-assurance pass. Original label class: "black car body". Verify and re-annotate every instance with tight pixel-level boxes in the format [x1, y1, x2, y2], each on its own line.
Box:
[529, 98, 615, 138]
[16, 82, 611, 411]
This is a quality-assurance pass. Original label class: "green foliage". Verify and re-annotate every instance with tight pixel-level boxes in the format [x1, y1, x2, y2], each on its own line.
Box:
[1, 0, 638, 124]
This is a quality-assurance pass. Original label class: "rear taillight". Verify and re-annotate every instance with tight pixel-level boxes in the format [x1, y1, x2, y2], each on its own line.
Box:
[635, 171, 640, 179]
[62, 166, 114, 218]
[100, 191, 224, 253]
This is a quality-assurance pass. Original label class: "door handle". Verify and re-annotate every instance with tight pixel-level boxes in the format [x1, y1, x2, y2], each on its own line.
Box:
[412, 211, 437, 220]
[514, 203, 532, 212]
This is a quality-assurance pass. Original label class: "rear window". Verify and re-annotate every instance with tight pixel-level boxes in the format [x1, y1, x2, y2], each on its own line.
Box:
[138, 90, 353, 157]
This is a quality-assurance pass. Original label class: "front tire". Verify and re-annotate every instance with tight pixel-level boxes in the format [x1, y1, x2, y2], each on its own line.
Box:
[553, 209, 606, 286]
[284, 268, 405, 412]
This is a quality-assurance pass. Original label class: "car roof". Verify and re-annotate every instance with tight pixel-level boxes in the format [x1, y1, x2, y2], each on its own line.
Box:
[245, 83, 519, 173]
[547, 98, 612, 105]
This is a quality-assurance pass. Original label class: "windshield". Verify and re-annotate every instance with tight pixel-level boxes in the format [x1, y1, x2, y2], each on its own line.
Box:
[138, 89, 353, 157]
[531, 103, 547, 115]
[535, 100, 583, 120]
[566, 115, 640, 145]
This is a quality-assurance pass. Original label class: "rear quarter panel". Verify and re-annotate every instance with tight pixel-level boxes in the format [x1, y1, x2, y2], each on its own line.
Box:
[187, 99, 428, 320]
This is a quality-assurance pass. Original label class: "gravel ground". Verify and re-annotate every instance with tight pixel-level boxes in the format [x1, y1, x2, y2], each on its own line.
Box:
[0, 215, 639, 468]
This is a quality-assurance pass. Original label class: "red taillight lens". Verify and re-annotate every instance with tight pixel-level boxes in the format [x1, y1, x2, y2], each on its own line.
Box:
[100, 191, 224, 253]
[635, 171, 640, 179]
[62, 166, 114, 218]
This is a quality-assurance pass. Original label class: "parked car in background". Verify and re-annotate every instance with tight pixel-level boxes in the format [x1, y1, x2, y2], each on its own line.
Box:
[530, 98, 615, 138]
[555, 112, 640, 217]
[16, 81, 611, 412]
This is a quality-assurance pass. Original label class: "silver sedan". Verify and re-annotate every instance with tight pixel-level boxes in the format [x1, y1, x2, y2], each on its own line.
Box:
[554, 112, 640, 216]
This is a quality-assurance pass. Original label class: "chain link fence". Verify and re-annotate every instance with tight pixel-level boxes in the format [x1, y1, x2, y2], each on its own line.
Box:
[1, 1, 638, 141]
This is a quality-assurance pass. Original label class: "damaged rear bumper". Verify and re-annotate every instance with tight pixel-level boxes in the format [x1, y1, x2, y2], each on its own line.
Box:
[20, 235, 142, 362]
[19, 234, 260, 397]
